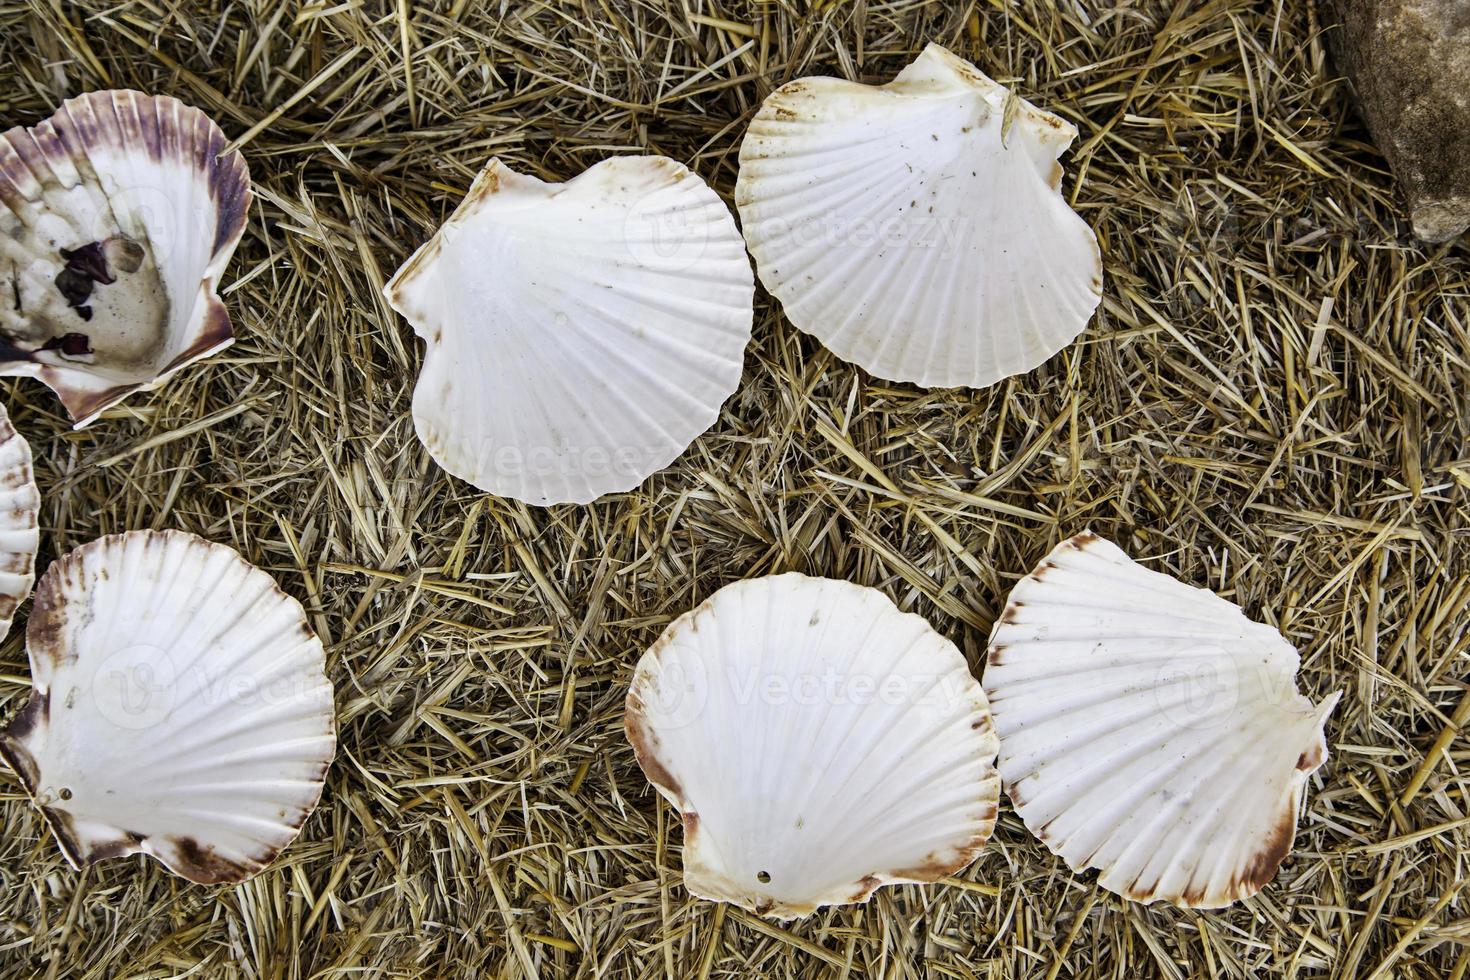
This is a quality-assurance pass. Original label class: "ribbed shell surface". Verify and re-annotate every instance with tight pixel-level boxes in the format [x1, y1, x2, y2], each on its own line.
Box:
[984, 532, 1339, 908]
[0, 404, 38, 636]
[626, 573, 1000, 918]
[384, 156, 754, 505]
[0, 530, 335, 884]
[736, 43, 1102, 389]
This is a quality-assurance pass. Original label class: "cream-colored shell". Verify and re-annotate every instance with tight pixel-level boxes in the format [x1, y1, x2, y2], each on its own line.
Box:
[0, 530, 335, 884]
[736, 43, 1102, 388]
[626, 573, 1000, 918]
[384, 156, 754, 505]
[0, 91, 250, 427]
[984, 531, 1339, 908]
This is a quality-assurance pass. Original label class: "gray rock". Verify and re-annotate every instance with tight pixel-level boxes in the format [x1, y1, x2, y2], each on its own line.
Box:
[1325, 0, 1470, 242]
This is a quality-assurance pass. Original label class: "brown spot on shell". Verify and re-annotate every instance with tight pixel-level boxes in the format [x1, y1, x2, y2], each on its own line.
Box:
[33, 803, 87, 870]
[681, 811, 699, 839]
[25, 572, 71, 671]
[1296, 740, 1325, 772]
[0, 690, 47, 746]
[168, 836, 255, 885]
[1124, 882, 1157, 903]
[87, 830, 146, 863]
[849, 874, 882, 902]
[38, 332, 92, 357]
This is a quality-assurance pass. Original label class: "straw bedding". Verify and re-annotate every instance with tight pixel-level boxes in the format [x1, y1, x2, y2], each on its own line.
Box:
[0, 1, 1466, 977]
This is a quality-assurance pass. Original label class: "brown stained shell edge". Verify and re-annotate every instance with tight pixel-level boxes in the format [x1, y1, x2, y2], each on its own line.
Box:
[0, 692, 90, 872]
[987, 529, 1334, 909]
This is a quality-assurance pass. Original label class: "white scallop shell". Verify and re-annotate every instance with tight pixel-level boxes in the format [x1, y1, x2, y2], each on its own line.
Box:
[625, 573, 1000, 918]
[384, 156, 754, 505]
[0, 404, 39, 635]
[0, 91, 251, 427]
[0, 530, 335, 884]
[984, 531, 1340, 908]
[735, 43, 1102, 388]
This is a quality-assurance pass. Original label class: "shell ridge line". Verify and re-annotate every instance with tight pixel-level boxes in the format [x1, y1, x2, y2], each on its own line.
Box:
[819, 713, 996, 868]
[766, 589, 907, 850]
[992, 677, 1234, 780]
[534, 308, 670, 493]
[761, 578, 863, 865]
[510, 298, 622, 505]
[559, 291, 722, 422]
[817, 655, 981, 830]
[858, 187, 952, 380]
[1004, 693, 1209, 835]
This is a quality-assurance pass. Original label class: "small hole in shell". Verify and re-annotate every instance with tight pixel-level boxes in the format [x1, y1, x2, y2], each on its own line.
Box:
[756, 870, 771, 884]
[59, 788, 73, 801]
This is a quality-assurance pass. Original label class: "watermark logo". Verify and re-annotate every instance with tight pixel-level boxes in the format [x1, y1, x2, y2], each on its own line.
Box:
[1152, 647, 1236, 731]
[82, 641, 322, 733]
[89, 645, 178, 731]
[472, 439, 666, 484]
[755, 213, 968, 255]
[645, 662, 977, 732]
[640, 654, 710, 731]
[1151, 643, 1308, 732]
[622, 191, 712, 272]
[100, 181, 214, 268]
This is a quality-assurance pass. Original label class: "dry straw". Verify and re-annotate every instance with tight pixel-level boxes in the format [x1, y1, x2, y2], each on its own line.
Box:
[0, 1, 1467, 978]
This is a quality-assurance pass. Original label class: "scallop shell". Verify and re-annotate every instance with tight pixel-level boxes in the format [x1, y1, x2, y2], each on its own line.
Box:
[983, 531, 1340, 908]
[735, 43, 1102, 388]
[625, 573, 1000, 918]
[0, 404, 38, 635]
[384, 156, 754, 505]
[0, 530, 335, 884]
[0, 91, 251, 427]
